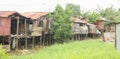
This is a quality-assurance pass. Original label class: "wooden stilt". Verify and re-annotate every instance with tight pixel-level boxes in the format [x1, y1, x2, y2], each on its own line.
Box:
[32, 36, 34, 48]
[25, 38, 27, 49]
[39, 36, 42, 46]
[2, 34, 5, 45]
[80, 34, 81, 40]
[74, 34, 76, 40]
[8, 36, 11, 45]
[76, 34, 78, 40]
[49, 34, 51, 45]
[48, 34, 50, 45]
[47, 34, 49, 45]
[76, 34, 77, 40]
[43, 33, 45, 46]
[25, 19, 27, 49]
[16, 17, 19, 50]
[72, 34, 74, 41]
[78, 34, 80, 40]
[51, 34, 53, 44]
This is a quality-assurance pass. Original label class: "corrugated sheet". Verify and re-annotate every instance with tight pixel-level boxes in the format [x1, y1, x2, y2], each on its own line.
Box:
[87, 23, 95, 26]
[0, 11, 17, 17]
[21, 12, 48, 19]
[74, 18, 87, 23]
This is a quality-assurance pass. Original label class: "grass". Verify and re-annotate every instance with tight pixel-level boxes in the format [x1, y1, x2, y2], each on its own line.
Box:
[10, 39, 120, 59]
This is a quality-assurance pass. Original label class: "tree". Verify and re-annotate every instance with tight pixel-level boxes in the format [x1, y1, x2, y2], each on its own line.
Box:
[86, 11, 101, 23]
[97, 6, 120, 32]
[50, 4, 73, 40]
[97, 6, 119, 23]
[66, 3, 81, 18]
[114, 8, 120, 22]
[80, 11, 101, 23]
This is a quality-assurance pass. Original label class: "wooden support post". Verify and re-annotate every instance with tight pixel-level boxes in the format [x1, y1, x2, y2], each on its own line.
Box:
[43, 33, 45, 46]
[79, 34, 80, 40]
[32, 36, 35, 48]
[76, 34, 77, 40]
[39, 36, 42, 46]
[46, 34, 49, 45]
[80, 34, 81, 40]
[80, 34, 83, 40]
[25, 19, 27, 49]
[72, 34, 74, 41]
[80, 34, 82, 40]
[78, 34, 80, 40]
[76, 34, 78, 40]
[74, 34, 76, 40]
[16, 17, 19, 50]
[92, 34, 94, 38]
[8, 36, 11, 45]
[48, 33, 51, 45]
[51, 34, 53, 44]
[2, 33, 5, 45]
[48, 34, 50, 45]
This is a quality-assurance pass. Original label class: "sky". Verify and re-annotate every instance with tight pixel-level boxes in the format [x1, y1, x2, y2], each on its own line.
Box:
[0, 0, 120, 12]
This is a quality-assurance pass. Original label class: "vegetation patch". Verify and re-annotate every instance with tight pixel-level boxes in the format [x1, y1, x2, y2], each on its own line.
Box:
[0, 45, 9, 59]
[10, 39, 120, 59]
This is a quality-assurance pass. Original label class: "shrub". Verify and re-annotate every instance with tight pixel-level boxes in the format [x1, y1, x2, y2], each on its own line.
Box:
[0, 44, 9, 59]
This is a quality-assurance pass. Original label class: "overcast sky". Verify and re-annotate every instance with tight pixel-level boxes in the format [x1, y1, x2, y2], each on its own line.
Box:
[0, 0, 120, 12]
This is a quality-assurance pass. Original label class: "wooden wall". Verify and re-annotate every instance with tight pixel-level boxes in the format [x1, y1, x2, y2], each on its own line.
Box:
[0, 17, 11, 36]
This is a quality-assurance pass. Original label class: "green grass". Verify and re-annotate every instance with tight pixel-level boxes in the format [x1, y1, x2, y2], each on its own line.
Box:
[10, 39, 120, 59]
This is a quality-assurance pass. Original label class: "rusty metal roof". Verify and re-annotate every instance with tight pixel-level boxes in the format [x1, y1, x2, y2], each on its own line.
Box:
[21, 12, 48, 20]
[74, 18, 87, 23]
[0, 11, 17, 17]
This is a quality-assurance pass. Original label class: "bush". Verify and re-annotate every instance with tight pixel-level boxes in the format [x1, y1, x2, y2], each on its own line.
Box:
[0, 44, 9, 59]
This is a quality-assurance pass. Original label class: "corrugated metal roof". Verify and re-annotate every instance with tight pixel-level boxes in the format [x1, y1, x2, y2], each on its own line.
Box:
[87, 23, 95, 26]
[0, 11, 17, 17]
[21, 12, 48, 20]
[74, 18, 87, 23]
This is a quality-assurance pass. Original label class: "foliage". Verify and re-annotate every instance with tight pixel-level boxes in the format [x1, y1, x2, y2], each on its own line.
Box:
[114, 9, 120, 22]
[10, 39, 120, 59]
[80, 11, 101, 23]
[97, 6, 115, 20]
[50, 4, 73, 40]
[66, 3, 81, 18]
[0, 45, 9, 59]
[87, 11, 100, 23]
[80, 6, 120, 24]
[97, 6, 120, 23]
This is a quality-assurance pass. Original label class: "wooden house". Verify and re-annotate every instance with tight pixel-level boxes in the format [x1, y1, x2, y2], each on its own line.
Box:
[94, 19, 105, 32]
[72, 18, 88, 40]
[94, 19, 107, 39]
[0, 11, 32, 50]
[21, 12, 51, 45]
[87, 23, 100, 38]
[21, 12, 49, 34]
